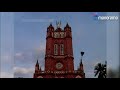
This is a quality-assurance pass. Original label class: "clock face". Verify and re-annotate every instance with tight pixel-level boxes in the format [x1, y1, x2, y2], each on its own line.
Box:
[56, 62, 63, 69]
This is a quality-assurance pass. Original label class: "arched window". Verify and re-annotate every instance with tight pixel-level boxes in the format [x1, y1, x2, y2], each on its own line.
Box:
[75, 75, 82, 78]
[52, 32, 53, 37]
[64, 32, 66, 37]
[54, 32, 57, 38]
[60, 32, 64, 38]
[56, 33, 59, 38]
[60, 44, 64, 55]
[54, 44, 58, 55]
[54, 32, 59, 38]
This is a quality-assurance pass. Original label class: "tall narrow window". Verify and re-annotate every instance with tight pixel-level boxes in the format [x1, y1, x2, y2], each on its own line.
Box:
[60, 44, 64, 55]
[60, 32, 64, 38]
[54, 44, 58, 55]
[52, 32, 53, 37]
[56, 33, 59, 38]
[64, 32, 66, 37]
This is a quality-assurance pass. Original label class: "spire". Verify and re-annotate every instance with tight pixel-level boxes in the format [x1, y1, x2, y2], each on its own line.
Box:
[80, 51, 84, 64]
[80, 59, 83, 72]
[35, 60, 39, 72]
[47, 23, 54, 32]
[36, 59, 39, 66]
[66, 22, 69, 27]
[79, 52, 84, 72]
[50, 23, 52, 27]
[64, 22, 71, 31]
[80, 59, 83, 65]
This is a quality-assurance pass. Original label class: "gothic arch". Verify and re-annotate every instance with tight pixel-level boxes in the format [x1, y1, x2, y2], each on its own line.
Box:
[37, 76, 43, 78]
[75, 75, 82, 78]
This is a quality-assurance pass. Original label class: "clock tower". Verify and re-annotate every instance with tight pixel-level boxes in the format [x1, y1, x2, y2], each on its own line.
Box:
[33, 22, 85, 78]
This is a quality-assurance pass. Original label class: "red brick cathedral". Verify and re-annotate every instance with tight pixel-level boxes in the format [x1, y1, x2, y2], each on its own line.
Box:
[33, 22, 85, 78]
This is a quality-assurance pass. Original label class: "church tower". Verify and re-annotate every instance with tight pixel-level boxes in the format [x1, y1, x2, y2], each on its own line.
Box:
[33, 22, 85, 78]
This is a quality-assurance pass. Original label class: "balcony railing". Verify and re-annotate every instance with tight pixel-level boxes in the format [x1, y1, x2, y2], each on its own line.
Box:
[38, 70, 83, 74]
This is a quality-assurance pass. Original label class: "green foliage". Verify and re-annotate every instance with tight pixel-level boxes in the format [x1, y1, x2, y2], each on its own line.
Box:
[94, 62, 106, 78]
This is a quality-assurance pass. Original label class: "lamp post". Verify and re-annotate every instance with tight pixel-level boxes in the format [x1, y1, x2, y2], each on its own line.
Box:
[81, 51, 84, 60]
[80, 51, 85, 76]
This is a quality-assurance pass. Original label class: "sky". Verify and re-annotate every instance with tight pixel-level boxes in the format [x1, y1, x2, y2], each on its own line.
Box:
[0, 12, 14, 78]
[106, 12, 119, 71]
[0, 12, 119, 78]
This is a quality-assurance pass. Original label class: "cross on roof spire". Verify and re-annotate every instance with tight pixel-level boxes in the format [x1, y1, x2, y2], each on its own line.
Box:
[56, 21, 61, 28]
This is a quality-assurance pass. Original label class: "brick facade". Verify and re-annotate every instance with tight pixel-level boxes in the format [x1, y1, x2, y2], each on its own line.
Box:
[33, 23, 85, 78]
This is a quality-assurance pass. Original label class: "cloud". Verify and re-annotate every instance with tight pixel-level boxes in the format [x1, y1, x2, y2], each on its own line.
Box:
[14, 67, 34, 78]
[2, 55, 10, 61]
[15, 43, 45, 63]
[15, 53, 23, 57]
[1, 54, 13, 63]
[14, 43, 45, 78]
[34, 44, 46, 63]
[14, 67, 34, 74]
[0, 72, 13, 78]
[34, 45, 45, 59]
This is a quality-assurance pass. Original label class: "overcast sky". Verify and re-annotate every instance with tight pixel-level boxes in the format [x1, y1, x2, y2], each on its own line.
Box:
[0, 12, 119, 78]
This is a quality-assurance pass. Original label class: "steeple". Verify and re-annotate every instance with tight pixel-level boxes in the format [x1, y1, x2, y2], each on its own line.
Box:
[79, 52, 84, 72]
[36, 60, 39, 66]
[80, 59, 83, 71]
[64, 22, 71, 31]
[80, 59, 83, 65]
[50, 23, 53, 27]
[35, 60, 39, 71]
[47, 23, 54, 32]
[66, 22, 70, 27]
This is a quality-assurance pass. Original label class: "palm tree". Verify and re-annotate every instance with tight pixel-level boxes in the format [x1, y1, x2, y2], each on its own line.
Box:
[94, 62, 107, 78]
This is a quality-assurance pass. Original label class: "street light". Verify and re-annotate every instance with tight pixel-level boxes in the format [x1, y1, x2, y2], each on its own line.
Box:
[81, 51, 84, 60]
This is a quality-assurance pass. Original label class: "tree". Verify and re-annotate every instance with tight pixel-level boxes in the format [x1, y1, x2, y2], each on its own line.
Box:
[94, 62, 106, 78]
